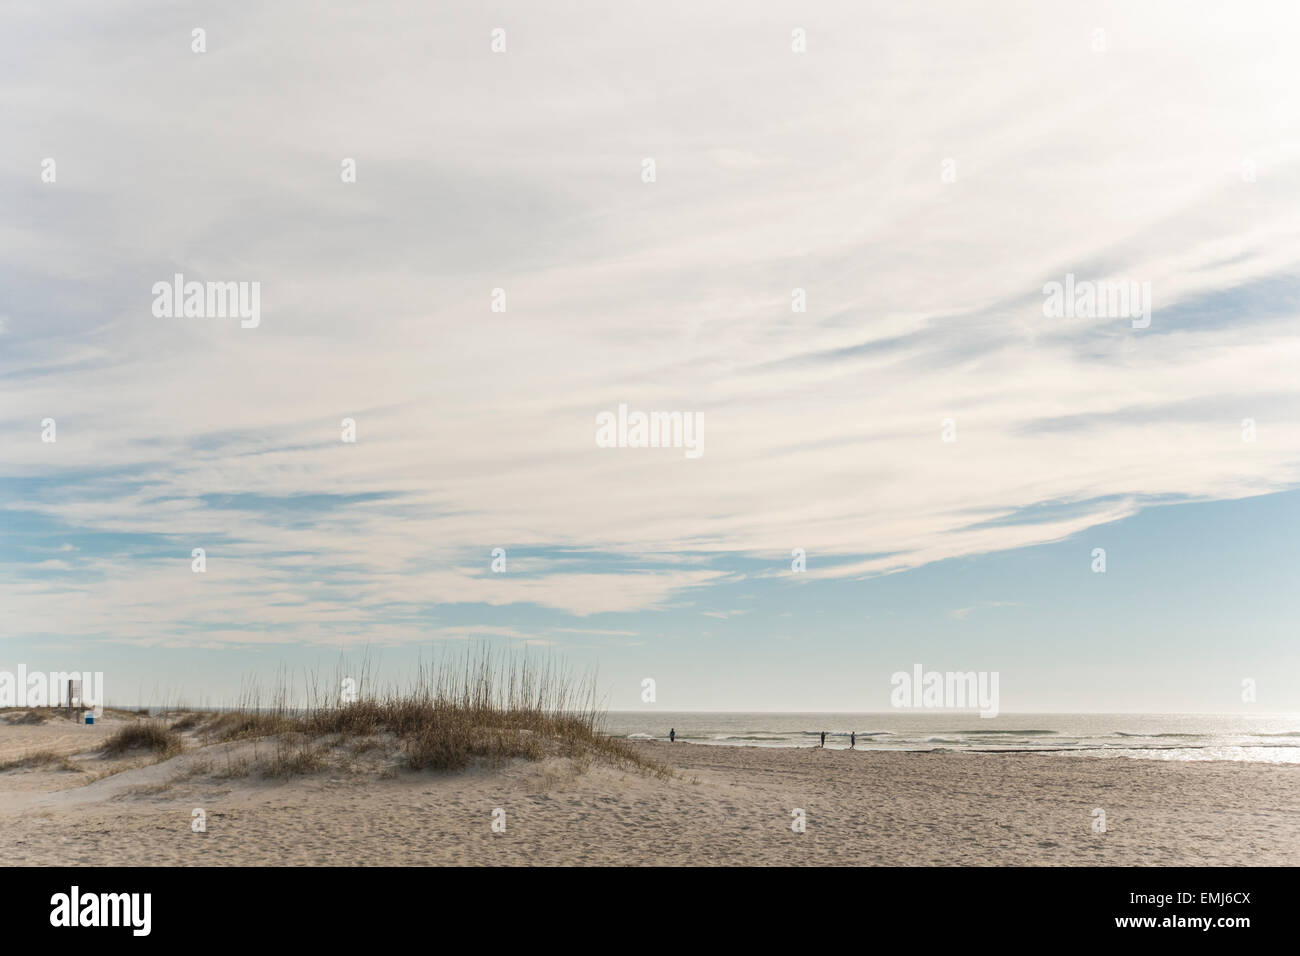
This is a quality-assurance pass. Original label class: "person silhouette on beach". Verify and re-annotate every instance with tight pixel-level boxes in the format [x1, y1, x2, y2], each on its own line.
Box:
[850, 731, 856, 750]
[820, 731, 826, 748]
[669, 728, 676, 743]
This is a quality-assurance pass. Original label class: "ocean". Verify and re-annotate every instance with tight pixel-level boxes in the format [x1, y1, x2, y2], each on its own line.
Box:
[602, 712, 1300, 763]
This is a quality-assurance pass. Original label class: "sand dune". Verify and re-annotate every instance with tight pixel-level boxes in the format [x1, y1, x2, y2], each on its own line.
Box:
[1, 713, 1296, 866]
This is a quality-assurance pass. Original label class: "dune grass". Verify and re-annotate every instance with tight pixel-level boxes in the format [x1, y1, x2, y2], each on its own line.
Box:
[0, 749, 81, 772]
[194, 650, 665, 777]
[168, 712, 202, 732]
[100, 720, 183, 758]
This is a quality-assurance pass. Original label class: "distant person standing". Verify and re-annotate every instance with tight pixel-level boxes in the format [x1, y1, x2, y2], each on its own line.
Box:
[850, 731, 856, 750]
[669, 728, 676, 743]
[820, 731, 826, 748]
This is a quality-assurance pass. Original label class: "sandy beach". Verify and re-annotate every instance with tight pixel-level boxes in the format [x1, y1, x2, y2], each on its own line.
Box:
[2, 711, 1296, 866]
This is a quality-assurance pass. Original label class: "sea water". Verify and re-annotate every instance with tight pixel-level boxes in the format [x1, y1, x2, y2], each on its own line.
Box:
[603, 712, 1300, 763]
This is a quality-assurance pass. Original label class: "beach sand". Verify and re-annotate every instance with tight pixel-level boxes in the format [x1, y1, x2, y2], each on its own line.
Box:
[2, 712, 1296, 866]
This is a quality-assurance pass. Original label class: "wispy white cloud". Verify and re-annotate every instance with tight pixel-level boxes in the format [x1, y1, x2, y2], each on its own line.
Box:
[951, 602, 1025, 621]
[2, 1, 1299, 647]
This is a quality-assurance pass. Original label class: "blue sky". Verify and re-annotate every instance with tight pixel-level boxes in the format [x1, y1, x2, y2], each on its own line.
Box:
[2, 1, 1299, 711]
[2, 486, 1297, 711]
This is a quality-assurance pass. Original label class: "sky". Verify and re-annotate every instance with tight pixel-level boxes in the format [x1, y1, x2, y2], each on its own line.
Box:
[2, 1, 1298, 712]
